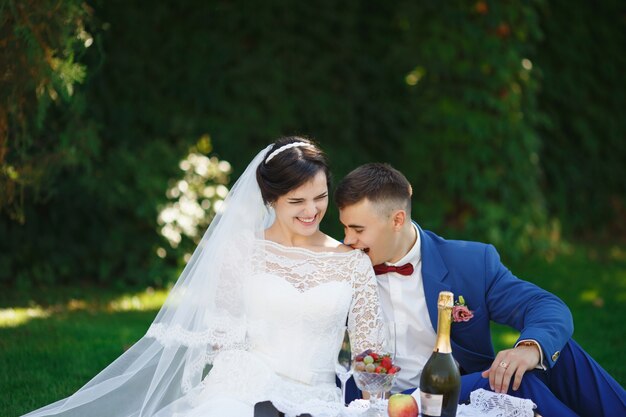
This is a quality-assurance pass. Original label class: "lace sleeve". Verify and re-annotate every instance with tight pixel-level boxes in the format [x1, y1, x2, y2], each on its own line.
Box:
[347, 252, 384, 357]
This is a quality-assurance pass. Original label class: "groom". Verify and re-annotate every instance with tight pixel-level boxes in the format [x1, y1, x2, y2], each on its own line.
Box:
[335, 163, 626, 417]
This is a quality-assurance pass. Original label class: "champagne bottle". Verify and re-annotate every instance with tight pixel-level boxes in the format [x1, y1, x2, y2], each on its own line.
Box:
[419, 291, 461, 417]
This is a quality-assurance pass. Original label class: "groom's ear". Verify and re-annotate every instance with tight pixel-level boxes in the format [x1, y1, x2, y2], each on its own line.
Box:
[391, 209, 407, 230]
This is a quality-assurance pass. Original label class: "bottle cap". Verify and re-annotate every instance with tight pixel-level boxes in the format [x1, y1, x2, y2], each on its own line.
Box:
[437, 291, 454, 308]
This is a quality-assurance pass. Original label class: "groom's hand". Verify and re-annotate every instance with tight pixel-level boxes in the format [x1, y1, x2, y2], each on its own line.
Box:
[481, 344, 541, 393]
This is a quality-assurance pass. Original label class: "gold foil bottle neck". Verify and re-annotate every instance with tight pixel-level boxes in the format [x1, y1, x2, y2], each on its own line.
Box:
[437, 291, 454, 309]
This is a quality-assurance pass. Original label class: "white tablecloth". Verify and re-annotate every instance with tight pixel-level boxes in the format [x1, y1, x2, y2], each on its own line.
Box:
[343, 389, 536, 417]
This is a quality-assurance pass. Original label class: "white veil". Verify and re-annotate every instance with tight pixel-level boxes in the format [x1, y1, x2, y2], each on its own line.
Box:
[23, 145, 275, 417]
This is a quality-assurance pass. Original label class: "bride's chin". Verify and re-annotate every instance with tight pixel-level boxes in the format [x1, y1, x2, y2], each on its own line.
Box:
[294, 222, 319, 235]
[297, 224, 319, 234]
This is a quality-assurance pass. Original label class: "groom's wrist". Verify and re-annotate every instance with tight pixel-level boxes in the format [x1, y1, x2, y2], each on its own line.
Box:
[515, 339, 546, 370]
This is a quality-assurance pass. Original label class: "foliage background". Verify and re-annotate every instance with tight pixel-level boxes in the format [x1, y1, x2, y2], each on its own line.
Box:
[1, 0, 625, 289]
[1, 1, 625, 413]
[535, 0, 626, 239]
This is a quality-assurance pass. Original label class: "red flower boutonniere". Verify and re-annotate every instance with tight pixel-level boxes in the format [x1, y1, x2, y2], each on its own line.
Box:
[452, 295, 474, 323]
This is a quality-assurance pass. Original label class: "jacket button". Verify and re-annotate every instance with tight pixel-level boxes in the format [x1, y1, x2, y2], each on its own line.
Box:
[552, 351, 560, 361]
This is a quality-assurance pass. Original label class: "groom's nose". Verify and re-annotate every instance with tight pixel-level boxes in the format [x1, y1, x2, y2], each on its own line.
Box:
[343, 231, 356, 246]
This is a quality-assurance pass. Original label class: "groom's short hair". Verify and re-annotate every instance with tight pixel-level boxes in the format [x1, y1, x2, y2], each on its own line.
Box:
[335, 163, 412, 215]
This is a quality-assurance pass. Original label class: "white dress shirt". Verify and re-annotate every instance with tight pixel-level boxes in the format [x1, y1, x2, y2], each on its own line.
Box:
[376, 224, 436, 393]
[377, 225, 546, 394]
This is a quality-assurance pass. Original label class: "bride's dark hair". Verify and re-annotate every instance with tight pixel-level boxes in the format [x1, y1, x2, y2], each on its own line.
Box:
[256, 136, 331, 205]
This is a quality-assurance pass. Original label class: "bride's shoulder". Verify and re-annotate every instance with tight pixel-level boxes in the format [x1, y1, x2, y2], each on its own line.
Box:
[319, 235, 353, 253]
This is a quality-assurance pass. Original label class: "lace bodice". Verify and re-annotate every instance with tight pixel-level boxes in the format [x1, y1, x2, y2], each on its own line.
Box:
[202, 241, 384, 416]
[147, 239, 384, 416]
[256, 240, 383, 359]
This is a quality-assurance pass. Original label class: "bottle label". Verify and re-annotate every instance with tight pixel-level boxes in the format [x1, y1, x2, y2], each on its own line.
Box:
[420, 392, 444, 416]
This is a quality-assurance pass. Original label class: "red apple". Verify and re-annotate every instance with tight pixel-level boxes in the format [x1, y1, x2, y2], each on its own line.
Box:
[388, 393, 419, 417]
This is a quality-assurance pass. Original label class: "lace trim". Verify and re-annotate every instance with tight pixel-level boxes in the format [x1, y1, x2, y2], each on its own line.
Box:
[261, 239, 358, 258]
[457, 389, 537, 417]
[146, 322, 247, 349]
[180, 353, 213, 394]
[261, 243, 361, 291]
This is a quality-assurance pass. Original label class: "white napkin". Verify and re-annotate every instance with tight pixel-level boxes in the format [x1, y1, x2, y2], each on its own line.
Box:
[457, 389, 537, 417]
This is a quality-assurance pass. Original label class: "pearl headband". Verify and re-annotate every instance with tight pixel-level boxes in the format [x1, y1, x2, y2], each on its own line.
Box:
[264, 142, 314, 163]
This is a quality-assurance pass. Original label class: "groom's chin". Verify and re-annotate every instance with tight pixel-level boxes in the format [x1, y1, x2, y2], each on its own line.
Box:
[360, 249, 376, 264]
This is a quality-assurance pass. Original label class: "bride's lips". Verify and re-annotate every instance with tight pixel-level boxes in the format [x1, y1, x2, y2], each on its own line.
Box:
[296, 214, 318, 226]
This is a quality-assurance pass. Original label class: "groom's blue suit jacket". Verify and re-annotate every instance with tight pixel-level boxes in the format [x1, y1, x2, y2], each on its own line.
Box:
[416, 224, 573, 373]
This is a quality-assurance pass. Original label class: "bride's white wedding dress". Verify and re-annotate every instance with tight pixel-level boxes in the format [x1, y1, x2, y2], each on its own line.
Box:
[20, 146, 383, 417]
[149, 240, 382, 417]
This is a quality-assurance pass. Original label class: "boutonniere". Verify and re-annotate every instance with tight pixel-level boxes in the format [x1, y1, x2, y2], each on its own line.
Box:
[452, 295, 474, 322]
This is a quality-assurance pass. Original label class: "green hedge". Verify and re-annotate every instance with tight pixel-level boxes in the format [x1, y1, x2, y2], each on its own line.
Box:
[392, 1, 550, 254]
[1, 0, 623, 287]
[535, 0, 626, 238]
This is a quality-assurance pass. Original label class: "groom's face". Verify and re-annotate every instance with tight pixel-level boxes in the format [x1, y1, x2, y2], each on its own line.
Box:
[339, 199, 398, 266]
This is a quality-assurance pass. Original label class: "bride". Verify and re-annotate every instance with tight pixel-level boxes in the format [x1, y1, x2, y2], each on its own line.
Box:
[22, 137, 384, 417]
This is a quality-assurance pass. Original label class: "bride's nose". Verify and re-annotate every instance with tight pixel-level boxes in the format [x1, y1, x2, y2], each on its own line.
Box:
[302, 201, 318, 216]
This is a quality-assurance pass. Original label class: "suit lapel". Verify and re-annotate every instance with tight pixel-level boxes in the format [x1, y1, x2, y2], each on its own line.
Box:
[416, 224, 451, 331]
[416, 225, 487, 372]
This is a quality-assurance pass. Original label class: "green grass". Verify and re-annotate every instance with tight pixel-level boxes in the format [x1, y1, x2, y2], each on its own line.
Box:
[0, 286, 166, 416]
[1, 245, 625, 416]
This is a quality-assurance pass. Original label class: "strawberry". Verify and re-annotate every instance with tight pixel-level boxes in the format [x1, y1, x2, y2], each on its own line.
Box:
[353, 349, 400, 375]
[381, 356, 393, 370]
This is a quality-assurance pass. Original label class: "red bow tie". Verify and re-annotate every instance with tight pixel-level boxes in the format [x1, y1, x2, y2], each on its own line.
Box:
[373, 263, 414, 276]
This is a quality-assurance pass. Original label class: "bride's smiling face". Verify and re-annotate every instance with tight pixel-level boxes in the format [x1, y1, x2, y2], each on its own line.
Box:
[272, 170, 329, 237]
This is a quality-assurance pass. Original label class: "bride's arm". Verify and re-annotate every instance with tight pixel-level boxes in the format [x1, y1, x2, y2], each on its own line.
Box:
[347, 252, 385, 357]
